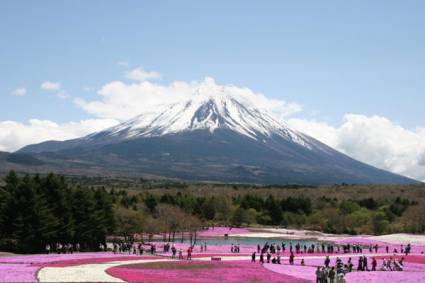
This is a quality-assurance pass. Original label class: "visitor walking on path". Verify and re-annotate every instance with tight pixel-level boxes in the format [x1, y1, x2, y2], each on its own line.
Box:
[325, 256, 330, 268]
[328, 267, 336, 283]
[289, 251, 295, 265]
[315, 267, 321, 283]
[372, 257, 377, 271]
[187, 247, 192, 260]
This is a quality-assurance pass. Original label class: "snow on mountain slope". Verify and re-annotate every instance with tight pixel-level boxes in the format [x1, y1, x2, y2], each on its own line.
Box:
[86, 87, 314, 150]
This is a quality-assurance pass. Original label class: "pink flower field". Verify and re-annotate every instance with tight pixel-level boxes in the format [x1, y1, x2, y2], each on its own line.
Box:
[0, 264, 39, 283]
[345, 271, 425, 283]
[32, 255, 160, 267]
[0, 252, 125, 264]
[107, 260, 308, 283]
[0, 252, 157, 282]
[1, 231, 425, 282]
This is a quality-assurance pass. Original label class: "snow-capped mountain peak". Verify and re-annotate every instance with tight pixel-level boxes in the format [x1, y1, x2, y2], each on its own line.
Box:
[90, 90, 313, 149]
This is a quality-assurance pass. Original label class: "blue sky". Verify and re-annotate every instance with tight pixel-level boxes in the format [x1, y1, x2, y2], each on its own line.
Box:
[1, 1, 425, 180]
[1, 0, 425, 125]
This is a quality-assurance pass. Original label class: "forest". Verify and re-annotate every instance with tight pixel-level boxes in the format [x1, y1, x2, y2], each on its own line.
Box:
[1, 171, 424, 253]
[0, 172, 115, 253]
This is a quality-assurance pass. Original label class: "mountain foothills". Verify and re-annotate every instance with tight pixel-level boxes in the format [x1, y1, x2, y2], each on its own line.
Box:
[5, 89, 419, 185]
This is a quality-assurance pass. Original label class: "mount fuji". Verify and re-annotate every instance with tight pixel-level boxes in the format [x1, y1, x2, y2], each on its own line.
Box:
[16, 87, 416, 185]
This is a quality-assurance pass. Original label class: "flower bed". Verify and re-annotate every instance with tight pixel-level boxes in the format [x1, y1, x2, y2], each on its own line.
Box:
[345, 271, 425, 283]
[264, 264, 316, 282]
[33, 255, 160, 267]
[0, 252, 121, 264]
[0, 252, 158, 283]
[0, 264, 39, 283]
[264, 253, 425, 282]
[107, 260, 308, 283]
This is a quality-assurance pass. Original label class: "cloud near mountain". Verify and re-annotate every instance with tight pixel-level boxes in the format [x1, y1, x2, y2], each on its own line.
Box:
[288, 116, 425, 182]
[74, 77, 302, 122]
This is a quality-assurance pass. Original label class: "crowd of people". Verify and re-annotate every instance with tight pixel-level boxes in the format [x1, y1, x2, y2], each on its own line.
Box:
[245, 241, 412, 283]
[112, 240, 157, 255]
[315, 258, 345, 283]
[230, 243, 241, 253]
[45, 243, 83, 254]
[252, 242, 355, 255]
[111, 240, 210, 261]
[340, 243, 412, 256]
[95, 238, 413, 282]
[315, 254, 406, 283]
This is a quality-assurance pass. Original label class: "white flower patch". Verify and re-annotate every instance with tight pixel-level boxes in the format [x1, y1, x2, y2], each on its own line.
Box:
[370, 234, 425, 245]
[38, 259, 172, 283]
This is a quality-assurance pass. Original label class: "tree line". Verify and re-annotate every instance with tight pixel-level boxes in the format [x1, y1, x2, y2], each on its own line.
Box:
[0, 171, 115, 253]
[1, 171, 423, 254]
[116, 188, 420, 237]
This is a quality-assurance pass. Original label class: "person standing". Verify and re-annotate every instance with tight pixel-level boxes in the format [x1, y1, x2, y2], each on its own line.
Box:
[171, 246, 176, 258]
[289, 251, 295, 265]
[371, 257, 377, 271]
[315, 267, 321, 283]
[187, 247, 192, 260]
[251, 252, 256, 262]
[363, 256, 368, 271]
[328, 267, 336, 283]
[320, 267, 326, 283]
[406, 244, 411, 255]
[357, 256, 363, 271]
[325, 256, 330, 268]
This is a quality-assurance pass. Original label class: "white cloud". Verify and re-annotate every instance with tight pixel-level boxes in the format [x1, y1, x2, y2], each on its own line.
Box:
[83, 86, 95, 92]
[56, 92, 70, 99]
[12, 87, 27, 96]
[75, 76, 302, 121]
[419, 151, 425, 167]
[117, 61, 129, 67]
[125, 67, 161, 81]
[288, 115, 425, 182]
[41, 81, 61, 91]
[0, 118, 118, 152]
[41, 81, 71, 99]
